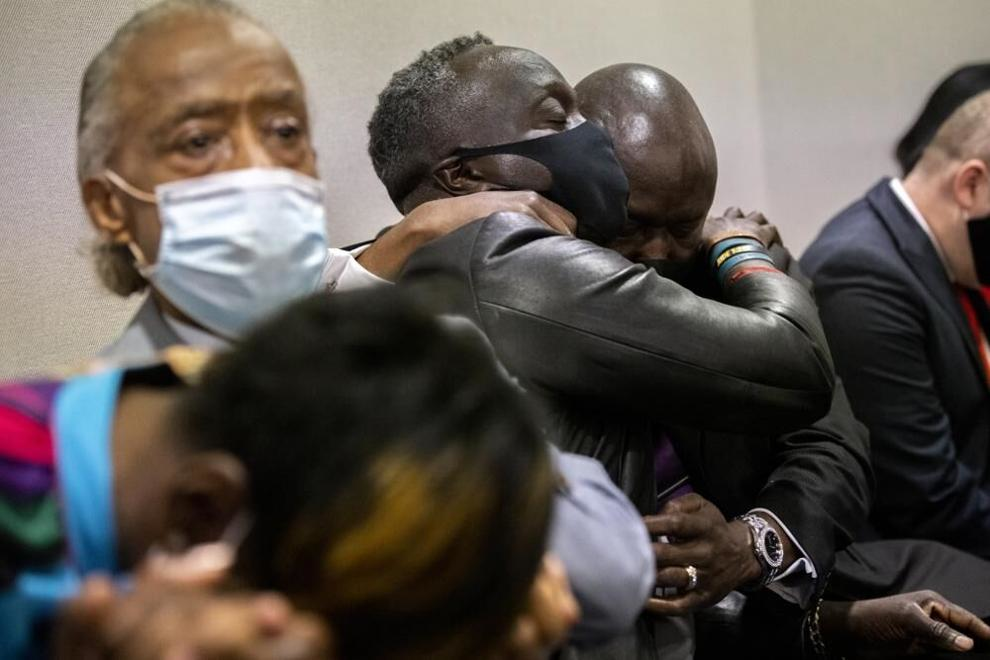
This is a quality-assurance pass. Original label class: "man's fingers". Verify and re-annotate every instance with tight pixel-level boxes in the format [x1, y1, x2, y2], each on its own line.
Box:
[654, 566, 693, 590]
[930, 599, 990, 642]
[528, 194, 576, 236]
[907, 602, 973, 652]
[642, 512, 709, 538]
[922, 619, 973, 652]
[652, 540, 710, 568]
[658, 493, 707, 516]
[644, 591, 705, 617]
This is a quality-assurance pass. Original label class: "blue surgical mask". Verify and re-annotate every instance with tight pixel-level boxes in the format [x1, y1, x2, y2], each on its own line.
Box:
[105, 168, 329, 339]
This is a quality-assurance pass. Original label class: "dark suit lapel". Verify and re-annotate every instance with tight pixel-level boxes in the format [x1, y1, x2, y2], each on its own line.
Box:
[867, 179, 985, 381]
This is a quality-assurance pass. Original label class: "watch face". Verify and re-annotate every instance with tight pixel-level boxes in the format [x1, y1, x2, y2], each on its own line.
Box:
[760, 528, 785, 568]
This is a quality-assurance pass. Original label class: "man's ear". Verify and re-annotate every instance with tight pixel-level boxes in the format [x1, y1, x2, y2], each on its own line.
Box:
[432, 156, 503, 196]
[82, 176, 133, 245]
[163, 451, 248, 549]
[952, 159, 990, 213]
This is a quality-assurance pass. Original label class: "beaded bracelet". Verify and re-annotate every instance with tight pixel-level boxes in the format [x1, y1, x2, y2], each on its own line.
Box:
[708, 236, 764, 267]
[709, 236, 774, 281]
[714, 243, 766, 269]
[717, 252, 775, 285]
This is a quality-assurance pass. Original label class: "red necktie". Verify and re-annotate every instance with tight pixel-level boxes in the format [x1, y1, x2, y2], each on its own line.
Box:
[955, 285, 990, 386]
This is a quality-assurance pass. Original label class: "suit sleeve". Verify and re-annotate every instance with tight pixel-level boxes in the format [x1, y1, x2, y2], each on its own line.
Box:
[754, 377, 874, 600]
[811, 252, 990, 553]
[404, 212, 834, 434]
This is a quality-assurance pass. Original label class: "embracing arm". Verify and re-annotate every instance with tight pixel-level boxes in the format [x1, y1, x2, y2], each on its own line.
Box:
[356, 192, 575, 281]
[404, 212, 835, 434]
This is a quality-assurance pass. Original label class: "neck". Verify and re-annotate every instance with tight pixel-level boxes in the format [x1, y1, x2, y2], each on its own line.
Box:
[112, 384, 184, 568]
[903, 172, 979, 287]
[151, 290, 220, 337]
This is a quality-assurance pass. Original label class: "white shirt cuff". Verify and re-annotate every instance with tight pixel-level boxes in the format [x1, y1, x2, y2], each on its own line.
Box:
[749, 508, 817, 608]
[320, 246, 390, 293]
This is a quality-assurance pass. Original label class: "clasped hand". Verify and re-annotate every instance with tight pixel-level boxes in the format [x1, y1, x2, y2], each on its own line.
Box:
[643, 493, 761, 616]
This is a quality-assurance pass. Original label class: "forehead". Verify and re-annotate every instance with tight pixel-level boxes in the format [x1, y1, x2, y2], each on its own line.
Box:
[449, 45, 574, 145]
[458, 46, 565, 83]
[115, 15, 304, 120]
[454, 45, 570, 102]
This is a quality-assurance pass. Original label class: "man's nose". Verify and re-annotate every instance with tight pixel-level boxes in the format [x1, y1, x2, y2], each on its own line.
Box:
[227, 121, 275, 170]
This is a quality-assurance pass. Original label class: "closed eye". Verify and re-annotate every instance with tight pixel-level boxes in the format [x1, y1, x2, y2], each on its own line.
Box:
[535, 96, 568, 130]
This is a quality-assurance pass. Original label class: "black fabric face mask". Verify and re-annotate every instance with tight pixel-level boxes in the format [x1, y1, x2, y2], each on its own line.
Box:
[968, 216, 990, 285]
[455, 121, 630, 245]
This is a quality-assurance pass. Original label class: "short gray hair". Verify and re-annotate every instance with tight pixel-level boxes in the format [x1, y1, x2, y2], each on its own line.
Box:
[78, 0, 258, 296]
[367, 32, 493, 207]
[920, 90, 990, 173]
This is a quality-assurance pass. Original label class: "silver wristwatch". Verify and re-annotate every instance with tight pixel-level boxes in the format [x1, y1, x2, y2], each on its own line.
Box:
[737, 513, 784, 588]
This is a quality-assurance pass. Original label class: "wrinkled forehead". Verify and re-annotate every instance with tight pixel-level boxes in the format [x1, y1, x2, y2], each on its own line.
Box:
[115, 14, 304, 114]
[457, 45, 566, 84]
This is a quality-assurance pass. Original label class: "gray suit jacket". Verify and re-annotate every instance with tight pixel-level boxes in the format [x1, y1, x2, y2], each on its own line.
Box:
[100, 297, 183, 364]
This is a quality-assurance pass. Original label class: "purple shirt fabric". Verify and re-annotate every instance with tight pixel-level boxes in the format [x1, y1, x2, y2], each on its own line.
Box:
[654, 432, 693, 506]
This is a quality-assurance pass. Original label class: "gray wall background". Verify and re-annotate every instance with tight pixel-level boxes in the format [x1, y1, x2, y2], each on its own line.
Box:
[0, 0, 987, 378]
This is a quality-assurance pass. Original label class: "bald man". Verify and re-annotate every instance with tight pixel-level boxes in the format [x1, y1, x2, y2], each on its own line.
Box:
[579, 63, 990, 658]
[573, 62, 866, 658]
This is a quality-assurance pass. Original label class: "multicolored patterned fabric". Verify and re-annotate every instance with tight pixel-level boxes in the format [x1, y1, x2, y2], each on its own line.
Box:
[1, 369, 128, 659]
[0, 380, 64, 587]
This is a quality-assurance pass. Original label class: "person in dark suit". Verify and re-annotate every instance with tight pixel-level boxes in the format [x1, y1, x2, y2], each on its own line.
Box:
[802, 65, 990, 557]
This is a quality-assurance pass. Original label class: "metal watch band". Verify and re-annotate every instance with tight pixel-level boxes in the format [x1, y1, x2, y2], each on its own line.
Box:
[737, 513, 783, 588]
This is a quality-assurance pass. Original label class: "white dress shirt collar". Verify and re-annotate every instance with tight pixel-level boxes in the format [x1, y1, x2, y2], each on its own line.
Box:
[889, 178, 954, 281]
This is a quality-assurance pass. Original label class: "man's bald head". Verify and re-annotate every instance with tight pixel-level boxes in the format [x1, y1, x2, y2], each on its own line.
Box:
[577, 64, 716, 231]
